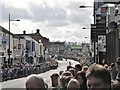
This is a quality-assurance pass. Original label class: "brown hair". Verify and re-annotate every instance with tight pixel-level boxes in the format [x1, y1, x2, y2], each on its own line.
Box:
[67, 78, 80, 90]
[86, 64, 111, 88]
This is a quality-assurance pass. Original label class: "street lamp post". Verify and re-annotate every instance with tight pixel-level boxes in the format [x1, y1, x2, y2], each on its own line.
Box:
[79, 5, 93, 8]
[80, 5, 97, 63]
[8, 13, 20, 64]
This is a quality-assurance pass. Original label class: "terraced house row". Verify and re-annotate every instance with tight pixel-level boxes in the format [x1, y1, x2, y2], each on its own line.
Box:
[0, 26, 49, 66]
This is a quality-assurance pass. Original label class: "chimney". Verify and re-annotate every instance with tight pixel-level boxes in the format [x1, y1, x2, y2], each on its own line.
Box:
[36, 29, 40, 34]
[23, 30, 26, 34]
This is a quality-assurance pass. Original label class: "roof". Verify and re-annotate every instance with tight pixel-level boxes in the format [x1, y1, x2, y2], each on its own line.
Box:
[13, 34, 24, 39]
[0, 25, 13, 35]
[14, 33, 49, 47]
[29, 33, 49, 47]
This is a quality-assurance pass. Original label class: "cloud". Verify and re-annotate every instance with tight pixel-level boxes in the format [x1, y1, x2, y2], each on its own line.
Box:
[28, 2, 68, 27]
[1, 3, 31, 23]
[0, 0, 93, 43]
[29, 1, 93, 28]
[66, 1, 93, 26]
[1, 1, 93, 28]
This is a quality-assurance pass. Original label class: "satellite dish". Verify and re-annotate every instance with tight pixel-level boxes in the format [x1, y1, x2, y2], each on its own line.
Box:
[108, 21, 118, 32]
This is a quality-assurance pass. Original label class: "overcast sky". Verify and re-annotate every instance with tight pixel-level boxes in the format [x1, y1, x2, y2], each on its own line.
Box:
[0, 0, 94, 43]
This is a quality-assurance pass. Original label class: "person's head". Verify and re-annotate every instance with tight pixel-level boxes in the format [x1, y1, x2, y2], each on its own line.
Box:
[67, 78, 80, 90]
[82, 66, 88, 74]
[75, 71, 87, 86]
[68, 68, 75, 77]
[104, 64, 109, 69]
[67, 65, 73, 71]
[115, 57, 120, 72]
[50, 73, 59, 87]
[110, 63, 115, 68]
[26, 74, 47, 90]
[60, 71, 73, 87]
[61, 71, 73, 77]
[86, 64, 111, 90]
[74, 64, 82, 75]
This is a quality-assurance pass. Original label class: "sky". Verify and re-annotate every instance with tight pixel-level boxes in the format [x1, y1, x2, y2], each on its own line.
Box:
[0, 0, 94, 43]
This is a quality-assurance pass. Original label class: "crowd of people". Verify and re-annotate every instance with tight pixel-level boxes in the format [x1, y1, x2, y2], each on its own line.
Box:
[25, 57, 120, 90]
[1, 62, 54, 81]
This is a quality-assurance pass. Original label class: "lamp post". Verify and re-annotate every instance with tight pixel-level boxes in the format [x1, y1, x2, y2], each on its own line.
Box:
[8, 13, 20, 64]
[79, 5, 93, 8]
[82, 27, 90, 29]
[80, 4, 97, 63]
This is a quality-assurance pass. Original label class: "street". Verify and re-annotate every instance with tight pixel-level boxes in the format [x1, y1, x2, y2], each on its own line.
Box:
[1, 59, 79, 88]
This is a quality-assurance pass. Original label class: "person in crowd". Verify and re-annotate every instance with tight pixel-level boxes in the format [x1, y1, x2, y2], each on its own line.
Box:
[50, 73, 60, 90]
[69, 61, 71, 66]
[86, 63, 111, 90]
[25, 74, 47, 90]
[112, 73, 120, 90]
[61, 71, 73, 77]
[115, 57, 120, 77]
[110, 63, 118, 80]
[59, 71, 64, 76]
[101, 59, 106, 66]
[68, 68, 75, 77]
[112, 57, 120, 90]
[75, 71, 87, 90]
[59, 71, 73, 90]
[59, 76, 67, 90]
[67, 78, 80, 90]
[82, 65, 88, 74]
[66, 65, 73, 71]
[64, 76, 73, 89]
[104, 64, 109, 70]
[74, 64, 82, 76]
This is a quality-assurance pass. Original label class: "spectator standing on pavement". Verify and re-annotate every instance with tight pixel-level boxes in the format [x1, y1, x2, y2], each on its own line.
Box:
[75, 71, 87, 90]
[67, 78, 80, 90]
[86, 63, 111, 90]
[112, 57, 120, 90]
[115, 57, 120, 79]
[66, 65, 73, 71]
[50, 73, 60, 90]
[26, 74, 47, 90]
[82, 65, 88, 74]
[110, 63, 118, 80]
[59, 71, 73, 90]
[64, 76, 73, 88]
[101, 59, 106, 66]
[68, 68, 75, 77]
[74, 64, 82, 76]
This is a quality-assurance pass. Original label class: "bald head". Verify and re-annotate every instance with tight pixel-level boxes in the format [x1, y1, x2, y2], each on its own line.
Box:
[26, 75, 46, 90]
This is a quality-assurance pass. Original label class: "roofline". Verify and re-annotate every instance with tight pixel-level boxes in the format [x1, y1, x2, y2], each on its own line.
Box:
[0, 25, 14, 35]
